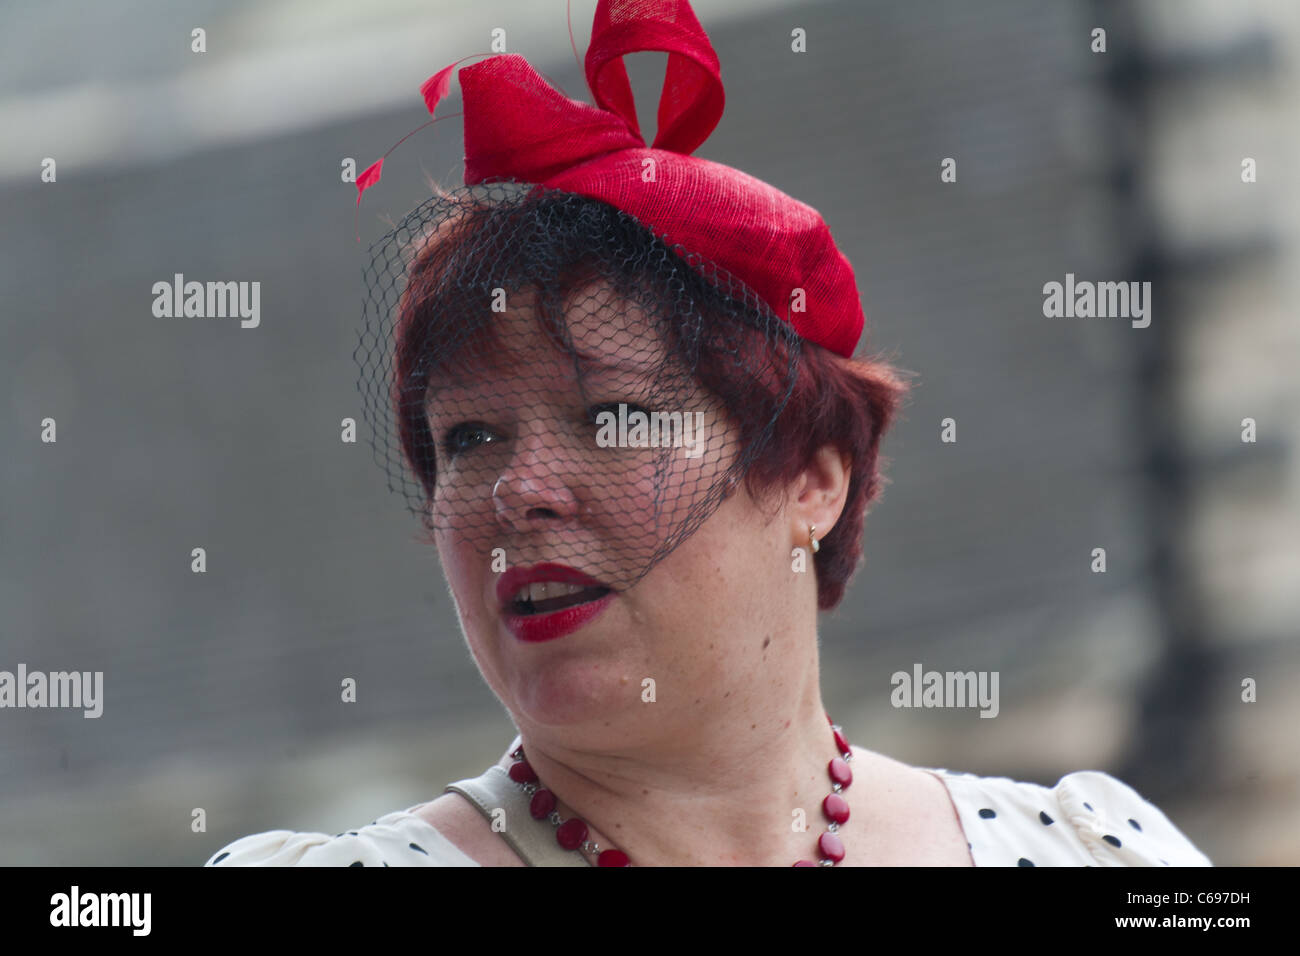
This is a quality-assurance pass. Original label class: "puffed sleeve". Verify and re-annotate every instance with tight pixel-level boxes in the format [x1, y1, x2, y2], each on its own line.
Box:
[1054, 771, 1212, 867]
[204, 829, 372, 867]
[204, 812, 480, 867]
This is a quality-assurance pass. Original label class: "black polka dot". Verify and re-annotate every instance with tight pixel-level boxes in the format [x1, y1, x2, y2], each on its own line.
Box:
[1103, 835, 1122, 848]
[1039, 811, 1054, 825]
[350, 860, 363, 867]
[1083, 802, 1094, 812]
[978, 808, 996, 819]
[1018, 858, 1035, 867]
[1128, 818, 1142, 831]
[212, 852, 230, 864]
[409, 842, 428, 855]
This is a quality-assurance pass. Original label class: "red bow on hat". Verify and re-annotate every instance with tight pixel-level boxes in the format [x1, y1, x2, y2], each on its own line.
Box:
[359, 0, 864, 358]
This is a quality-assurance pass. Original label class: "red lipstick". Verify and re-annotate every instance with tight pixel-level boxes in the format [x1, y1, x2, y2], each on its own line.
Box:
[497, 563, 615, 643]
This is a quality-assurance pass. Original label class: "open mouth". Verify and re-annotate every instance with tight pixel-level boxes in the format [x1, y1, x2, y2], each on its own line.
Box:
[509, 583, 613, 616]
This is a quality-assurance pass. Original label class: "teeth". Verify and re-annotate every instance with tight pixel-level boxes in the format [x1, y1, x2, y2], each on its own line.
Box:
[513, 582, 591, 604]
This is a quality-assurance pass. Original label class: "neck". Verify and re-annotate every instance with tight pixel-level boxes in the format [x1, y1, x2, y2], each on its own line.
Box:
[510, 665, 841, 866]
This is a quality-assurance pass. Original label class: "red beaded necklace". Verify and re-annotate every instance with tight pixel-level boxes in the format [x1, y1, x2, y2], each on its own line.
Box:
[505, 712, 854, 867]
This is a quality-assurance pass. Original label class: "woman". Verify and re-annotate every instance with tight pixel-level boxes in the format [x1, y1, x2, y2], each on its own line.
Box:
[205, 0, 1211, 867]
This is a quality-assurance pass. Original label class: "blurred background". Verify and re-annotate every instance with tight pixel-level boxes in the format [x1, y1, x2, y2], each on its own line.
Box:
[1, 0, 1296, 865]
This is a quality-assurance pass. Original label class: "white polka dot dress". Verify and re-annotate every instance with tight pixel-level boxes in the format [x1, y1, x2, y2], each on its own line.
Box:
[923, 768, 1213, 866]
[203, 768, 1212, 867]
[203, 805, 478, 867]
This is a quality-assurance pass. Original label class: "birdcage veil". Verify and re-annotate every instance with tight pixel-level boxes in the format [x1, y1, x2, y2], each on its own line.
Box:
[354, 179, 804, 593]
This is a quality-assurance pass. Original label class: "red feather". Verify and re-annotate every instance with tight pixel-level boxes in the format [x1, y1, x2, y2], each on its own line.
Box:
[356, 158, 384, 205]
[421, 62, 456, 115]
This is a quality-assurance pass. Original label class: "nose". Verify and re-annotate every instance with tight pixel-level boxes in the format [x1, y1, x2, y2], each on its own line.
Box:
[491, 431, 582, 531]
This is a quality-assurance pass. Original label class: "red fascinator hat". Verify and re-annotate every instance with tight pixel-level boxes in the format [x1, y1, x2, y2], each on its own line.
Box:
[359, 0, 865, 358]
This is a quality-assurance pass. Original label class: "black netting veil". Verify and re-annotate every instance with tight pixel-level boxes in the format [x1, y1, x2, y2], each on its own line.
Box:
[355, 182, 803, 594]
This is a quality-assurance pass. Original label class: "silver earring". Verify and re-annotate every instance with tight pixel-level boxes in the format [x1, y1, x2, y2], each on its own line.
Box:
[809, 524, 819, 554]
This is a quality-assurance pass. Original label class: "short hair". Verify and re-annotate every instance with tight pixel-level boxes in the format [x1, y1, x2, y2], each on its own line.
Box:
[747, 341, 908, 609]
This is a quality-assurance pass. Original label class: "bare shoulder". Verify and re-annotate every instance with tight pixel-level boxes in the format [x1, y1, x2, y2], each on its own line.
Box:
[848, 745, 975, 866]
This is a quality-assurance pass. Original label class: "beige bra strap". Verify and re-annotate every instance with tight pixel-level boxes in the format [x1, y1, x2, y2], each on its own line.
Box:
[444, 764, 591, 867]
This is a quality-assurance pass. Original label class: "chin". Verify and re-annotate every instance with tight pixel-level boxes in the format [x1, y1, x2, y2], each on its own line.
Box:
[504, 653, 639, 730]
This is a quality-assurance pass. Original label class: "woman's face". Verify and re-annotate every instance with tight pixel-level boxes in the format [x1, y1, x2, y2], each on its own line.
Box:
[426, 284, 817, 743]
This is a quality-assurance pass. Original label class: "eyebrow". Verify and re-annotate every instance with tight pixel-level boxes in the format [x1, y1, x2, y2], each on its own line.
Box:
[571, 346, 658, 375]
[426, 363, 491, 391]
[422, 342, 660, 407]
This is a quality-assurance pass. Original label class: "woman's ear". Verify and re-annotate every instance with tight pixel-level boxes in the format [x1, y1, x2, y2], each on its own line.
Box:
[791, 445, 851, 539]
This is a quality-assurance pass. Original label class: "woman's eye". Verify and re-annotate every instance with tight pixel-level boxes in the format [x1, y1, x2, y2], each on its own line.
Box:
[443, 424, 498, 456]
